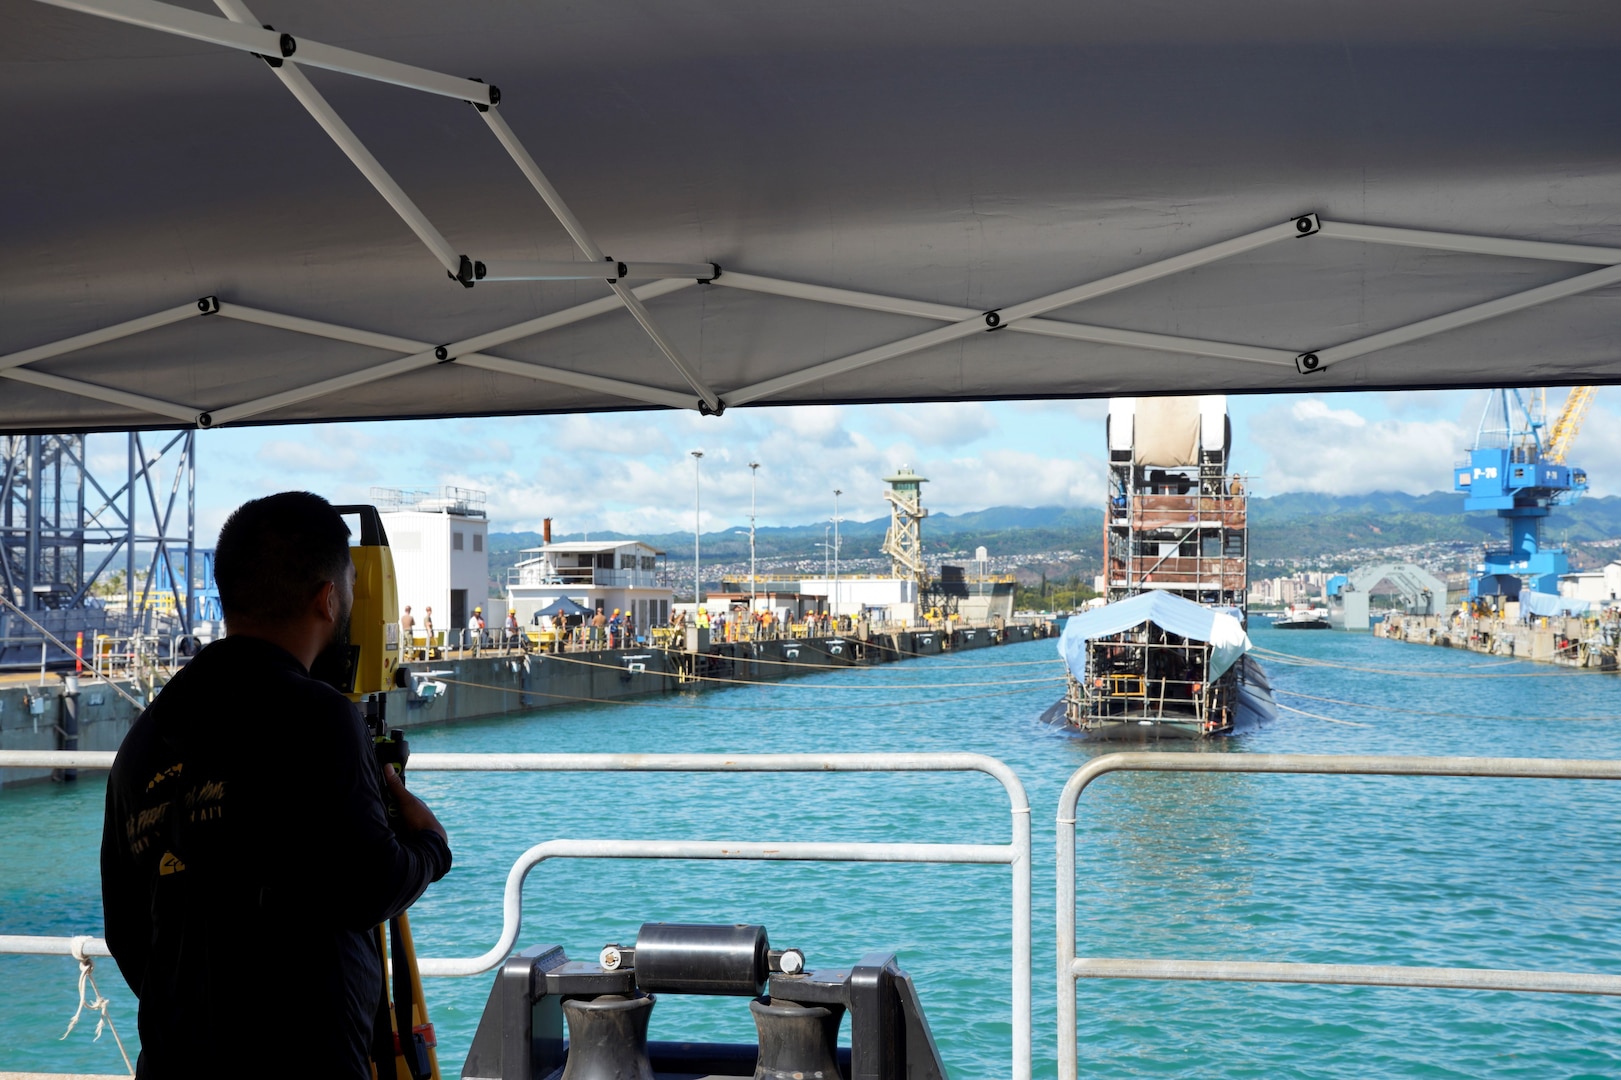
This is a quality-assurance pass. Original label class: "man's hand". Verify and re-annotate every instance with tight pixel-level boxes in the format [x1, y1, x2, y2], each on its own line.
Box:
[382, 766, 448, 843]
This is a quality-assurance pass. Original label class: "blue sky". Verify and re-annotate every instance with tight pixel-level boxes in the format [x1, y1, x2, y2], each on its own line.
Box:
[99, 387, 1621, 543]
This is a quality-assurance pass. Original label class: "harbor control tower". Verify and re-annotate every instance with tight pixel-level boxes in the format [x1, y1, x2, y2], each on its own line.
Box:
[881, 466, 928, 587]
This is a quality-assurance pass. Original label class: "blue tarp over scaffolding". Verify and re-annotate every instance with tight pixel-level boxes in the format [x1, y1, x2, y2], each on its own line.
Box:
[1058, 592, 1252, 681]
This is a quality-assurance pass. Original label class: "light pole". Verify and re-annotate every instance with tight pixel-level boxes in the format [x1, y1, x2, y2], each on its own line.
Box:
[822, 525, 831, 616]
[690, 450, 703, 610]
[832, 488, 842, 622]
[749, 461, 760, 612]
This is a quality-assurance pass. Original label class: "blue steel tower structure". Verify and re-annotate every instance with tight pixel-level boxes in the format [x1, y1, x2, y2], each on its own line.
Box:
[1453, 389, 1587, 599]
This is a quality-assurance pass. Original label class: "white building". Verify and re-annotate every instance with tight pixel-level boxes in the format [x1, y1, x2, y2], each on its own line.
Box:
[797, 576, 917, 623]
[506, 540, 673, 630]
[1560, 561, 1621, 604]
[376, 487, 489, 633]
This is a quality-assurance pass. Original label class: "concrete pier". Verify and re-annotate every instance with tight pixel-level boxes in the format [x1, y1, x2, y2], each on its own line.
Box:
[1373, 612, 1615, 669]
[0, 621, 1053, 789]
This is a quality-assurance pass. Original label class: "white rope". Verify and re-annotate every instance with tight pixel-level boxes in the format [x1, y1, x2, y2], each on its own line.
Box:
[61, 935, 135, 1077]
[1275, 701, 1372, 728]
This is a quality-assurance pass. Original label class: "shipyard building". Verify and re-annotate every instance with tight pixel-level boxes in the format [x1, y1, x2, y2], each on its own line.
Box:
[376, 487, 490, 634]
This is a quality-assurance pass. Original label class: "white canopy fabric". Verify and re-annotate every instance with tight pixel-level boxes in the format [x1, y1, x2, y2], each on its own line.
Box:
[1057, 591, 1251, 681]
[4, 1, 1621, 433]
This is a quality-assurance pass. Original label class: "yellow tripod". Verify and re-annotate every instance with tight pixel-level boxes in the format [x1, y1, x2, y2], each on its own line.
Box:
[372, 912, 439, 1080]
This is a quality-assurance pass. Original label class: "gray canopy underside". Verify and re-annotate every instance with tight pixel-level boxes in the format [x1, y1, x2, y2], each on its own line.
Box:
[4, 0, 1621, 433]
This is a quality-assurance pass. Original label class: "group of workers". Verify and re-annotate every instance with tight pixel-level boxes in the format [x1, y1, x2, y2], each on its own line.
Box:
[399, 603, 525, 658]
[392, 600, 899, 657]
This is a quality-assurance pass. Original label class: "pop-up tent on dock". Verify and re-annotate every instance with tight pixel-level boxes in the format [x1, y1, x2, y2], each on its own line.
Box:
[533, 597, 594, 620]
[4, 0, 1621, 433]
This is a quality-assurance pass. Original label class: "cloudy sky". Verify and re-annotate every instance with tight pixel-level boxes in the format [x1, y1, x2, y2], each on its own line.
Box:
[98, 387, 1621, 542]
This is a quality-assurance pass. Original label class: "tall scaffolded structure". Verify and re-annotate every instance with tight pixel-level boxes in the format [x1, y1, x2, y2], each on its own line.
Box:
[881, 466, 928, 587]
[1454, 388, 1590, 598]
[0, 432, 198, 657]
[1104, 396, 1247, 609]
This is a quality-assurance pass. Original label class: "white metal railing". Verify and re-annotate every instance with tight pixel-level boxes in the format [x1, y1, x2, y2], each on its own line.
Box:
[0, 749, 1033, 1080]
[1055, 752, 1621, 1080]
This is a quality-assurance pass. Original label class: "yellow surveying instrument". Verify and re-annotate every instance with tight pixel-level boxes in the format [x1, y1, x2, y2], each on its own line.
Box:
[329, 505, 440, 1080]
[321, 504, 401, 699]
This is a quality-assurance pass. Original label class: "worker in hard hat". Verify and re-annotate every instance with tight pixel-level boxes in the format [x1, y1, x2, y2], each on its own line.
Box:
[468, 606, 486, 654]
[504, 608, 520, 650]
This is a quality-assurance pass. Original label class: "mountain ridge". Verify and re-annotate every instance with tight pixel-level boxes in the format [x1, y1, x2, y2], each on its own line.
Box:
[487, 491, 1621, 567]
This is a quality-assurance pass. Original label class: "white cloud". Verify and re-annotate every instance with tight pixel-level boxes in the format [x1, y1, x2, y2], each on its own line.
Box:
[920, 449, 1105, 512]
[882, 402, 999, 447]
[1008, 398, 1111, 423]
[1245, 396, 1466, 495]
[773, 405, 854, 449]
[1560, 400, 1621, 498]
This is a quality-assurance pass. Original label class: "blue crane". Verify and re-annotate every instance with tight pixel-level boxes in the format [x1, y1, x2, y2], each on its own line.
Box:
[1454, 389, 1590, 599]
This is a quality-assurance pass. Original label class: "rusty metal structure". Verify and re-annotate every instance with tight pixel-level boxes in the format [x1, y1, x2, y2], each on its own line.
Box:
[1103, 397, 1247, 610]
[1060, 396, 1270, 739]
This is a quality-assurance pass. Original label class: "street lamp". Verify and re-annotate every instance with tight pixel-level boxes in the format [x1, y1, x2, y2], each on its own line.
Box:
[690, 450, 703, 609]
[822, 525, 831, 615]
[832, 488, 842, 622]
[749, 461, 760, 612]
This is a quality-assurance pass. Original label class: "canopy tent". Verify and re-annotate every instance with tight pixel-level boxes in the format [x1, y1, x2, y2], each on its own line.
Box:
[4, 1, 1621, 433]
[1057, 591, 1251, 681]
[533, 597, 593, 618]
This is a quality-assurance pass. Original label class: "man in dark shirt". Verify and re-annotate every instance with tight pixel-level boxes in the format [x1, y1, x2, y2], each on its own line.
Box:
[101, 491, 452, 1078]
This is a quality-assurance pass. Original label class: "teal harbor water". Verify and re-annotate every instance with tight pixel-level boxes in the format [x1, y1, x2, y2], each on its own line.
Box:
[3, 626, 1620, 1077]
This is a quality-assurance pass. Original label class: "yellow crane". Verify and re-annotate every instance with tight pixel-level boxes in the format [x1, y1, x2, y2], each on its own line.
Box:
[1544, 386, 1596, 464]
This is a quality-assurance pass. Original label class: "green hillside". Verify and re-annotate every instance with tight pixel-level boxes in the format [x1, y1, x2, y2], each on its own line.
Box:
[489, 492, 1621, 583]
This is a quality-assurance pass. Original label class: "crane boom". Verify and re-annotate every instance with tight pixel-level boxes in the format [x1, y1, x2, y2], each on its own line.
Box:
[1545, 386, 1595, 464]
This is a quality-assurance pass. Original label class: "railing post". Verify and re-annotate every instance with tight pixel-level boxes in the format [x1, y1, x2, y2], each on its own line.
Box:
[1056, 753, 1621, 1078]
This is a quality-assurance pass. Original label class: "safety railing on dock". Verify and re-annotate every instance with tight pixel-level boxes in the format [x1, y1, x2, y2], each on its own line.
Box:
[0, 749, 1033, 1080]
[1055, 753, 1621, 1080]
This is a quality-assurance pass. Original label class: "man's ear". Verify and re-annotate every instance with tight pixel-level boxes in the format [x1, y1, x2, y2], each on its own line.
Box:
[315, 580, 339, 625]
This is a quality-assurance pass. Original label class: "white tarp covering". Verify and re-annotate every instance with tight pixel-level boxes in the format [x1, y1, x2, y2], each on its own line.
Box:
[4, 2, 1621, 432]
[1057, 591, 1252, 680]
[1131, 397, 1202, 466]
[1519, 590, 1591, 618]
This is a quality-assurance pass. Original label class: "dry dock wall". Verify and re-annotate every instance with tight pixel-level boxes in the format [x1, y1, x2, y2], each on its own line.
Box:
[0, 623, 1049, 789]
[1374, 613, 1611, 668]
[0, 676, 145, 788]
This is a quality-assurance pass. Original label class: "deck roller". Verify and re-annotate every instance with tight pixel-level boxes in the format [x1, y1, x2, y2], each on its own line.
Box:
[625, 922, 771, 996]
[461, 920, 945, 1080]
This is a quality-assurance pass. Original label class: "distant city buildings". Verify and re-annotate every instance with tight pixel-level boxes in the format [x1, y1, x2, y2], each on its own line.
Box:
[1249, 570, 1332, 607]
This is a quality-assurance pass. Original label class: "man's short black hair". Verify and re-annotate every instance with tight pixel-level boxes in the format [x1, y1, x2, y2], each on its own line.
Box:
[215, 492, 352, 622]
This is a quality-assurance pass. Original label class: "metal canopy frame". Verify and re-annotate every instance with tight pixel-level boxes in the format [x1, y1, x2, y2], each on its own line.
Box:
[8, 216, 1621, 428]
[36, 0, 721, 413]
[17, 0, 1621, 428]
